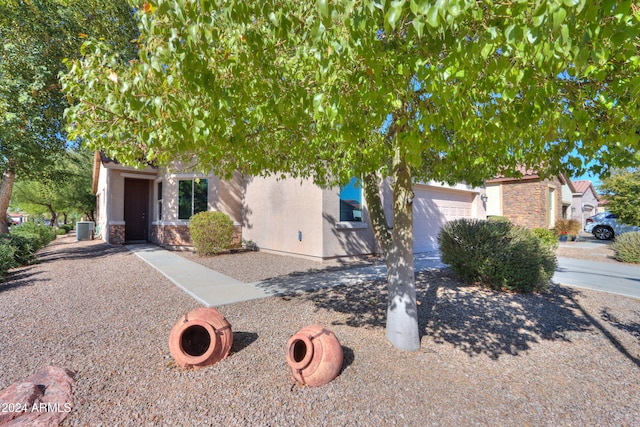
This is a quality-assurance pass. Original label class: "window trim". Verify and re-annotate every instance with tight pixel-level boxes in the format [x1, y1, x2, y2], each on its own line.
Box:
[178, 178, 209, 220]
[339, 177, 364, 222]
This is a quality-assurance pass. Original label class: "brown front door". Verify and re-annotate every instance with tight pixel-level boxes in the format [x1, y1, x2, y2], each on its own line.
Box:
[124, 178, 149, 242]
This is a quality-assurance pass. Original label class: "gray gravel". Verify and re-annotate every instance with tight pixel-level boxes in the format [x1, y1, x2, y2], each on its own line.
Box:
[1, 234, 639, 426]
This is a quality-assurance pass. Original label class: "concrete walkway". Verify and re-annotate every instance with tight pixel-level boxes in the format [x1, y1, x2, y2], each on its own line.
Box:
[126, 244, 445, 307]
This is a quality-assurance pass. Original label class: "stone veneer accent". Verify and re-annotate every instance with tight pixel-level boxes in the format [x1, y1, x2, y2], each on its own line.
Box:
[500, 176, 563, 229]
[151, 224, 242, 249]
[109, 224, 126, 245]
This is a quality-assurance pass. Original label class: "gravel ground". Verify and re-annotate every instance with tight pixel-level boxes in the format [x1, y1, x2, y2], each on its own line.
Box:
[176, 250, 384, 283]
[1, 234, 639, 426]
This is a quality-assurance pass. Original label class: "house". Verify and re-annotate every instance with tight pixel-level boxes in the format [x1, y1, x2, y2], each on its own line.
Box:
[7, 213, 25, 225]
[92, 152, 488, 260]
[571, 180, 601, 225]
[484, 171, 574, 229]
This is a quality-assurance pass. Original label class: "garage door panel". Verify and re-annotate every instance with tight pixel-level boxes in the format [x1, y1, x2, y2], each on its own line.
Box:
[413, 188, 474, 253]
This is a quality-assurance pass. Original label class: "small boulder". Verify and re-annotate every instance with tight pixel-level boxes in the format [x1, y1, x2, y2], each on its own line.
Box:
[0, 366, 75, 426]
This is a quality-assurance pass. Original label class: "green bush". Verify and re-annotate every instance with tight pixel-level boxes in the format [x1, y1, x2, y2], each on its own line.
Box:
[0, 241, 16, 281]
[611, 232, 640, 264]
[0, 234, 38, 266]
[189, 211, 236, 256]
[438, 219, 557, 292]
[531, 228, 559, 250]
[11, 222, 56, 249]
[60, 223, 74, 233]
[486, 215, 511, 223]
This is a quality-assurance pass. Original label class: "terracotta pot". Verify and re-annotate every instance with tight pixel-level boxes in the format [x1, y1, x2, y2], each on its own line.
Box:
[286, 325, 343, 387]
[169, 307, 233, 368]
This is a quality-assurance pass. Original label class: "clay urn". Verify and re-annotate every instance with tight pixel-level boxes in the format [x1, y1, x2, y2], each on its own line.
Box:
[169, 307, 233, 369]
[286, 325, 343, 387]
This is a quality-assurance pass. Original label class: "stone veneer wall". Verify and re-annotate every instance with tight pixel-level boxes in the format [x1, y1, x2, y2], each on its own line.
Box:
[151, 224, 242, 249]
[500, 177, 563, 229]
[109, 224, 126, 245]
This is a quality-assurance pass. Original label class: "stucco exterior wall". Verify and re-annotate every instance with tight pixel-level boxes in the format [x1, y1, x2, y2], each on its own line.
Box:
[95, 163, 109, 242]
[321, 186, 377, 259]
[572, 188, 599, 225]
[499, 176, 563, 229]
[242, 175, 326, 259]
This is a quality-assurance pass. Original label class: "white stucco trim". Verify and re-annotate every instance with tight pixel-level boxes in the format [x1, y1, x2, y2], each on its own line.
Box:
[169, 173, 212, 179]
[335, 222, 369, 230]
[121, 172, 157, 180]
[108, 221, 126, 225]
[152, 220, 242, 226]
[152, 220, 190, 226]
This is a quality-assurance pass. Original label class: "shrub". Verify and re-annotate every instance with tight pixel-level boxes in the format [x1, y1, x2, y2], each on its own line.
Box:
[554, 219, 581, 237]
[0, 241, 16, 281]
[57, 224, 73, 234]
[189, 211, 236, 256]
[11, 222, 56, 250]
[1, 234, 38, 266]
[531, 228, 559, 250]
[438, 219, 557, 292]
[11, 222, 56, 249]
[486, 216, 511, 223]
[611, 232, 640, 264]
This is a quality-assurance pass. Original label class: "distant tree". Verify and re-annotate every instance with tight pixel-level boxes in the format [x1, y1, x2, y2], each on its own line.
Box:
[599, 169, 640, 226]
[62, 1, 640, 351]
[0, 0, 139, 234]
[11, 148, 96, 225]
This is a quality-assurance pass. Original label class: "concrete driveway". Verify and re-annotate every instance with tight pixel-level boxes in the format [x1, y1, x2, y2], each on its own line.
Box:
[553, 234, 640, 299]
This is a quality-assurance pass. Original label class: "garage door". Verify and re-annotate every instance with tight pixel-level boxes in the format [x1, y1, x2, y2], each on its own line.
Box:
[413, 186, 474, 253]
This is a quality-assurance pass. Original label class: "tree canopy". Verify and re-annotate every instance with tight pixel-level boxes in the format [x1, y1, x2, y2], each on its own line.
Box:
[599, 168, 640, 226]
[62, 0, 640, 351]
[11, 147, 97, 225]
[0, 0, 139, 233]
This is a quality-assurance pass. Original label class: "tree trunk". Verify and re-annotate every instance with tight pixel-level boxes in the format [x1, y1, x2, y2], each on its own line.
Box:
[363, 156, 420, 352]
[385, 154, 419, 351]
[0, 171, 15, 235]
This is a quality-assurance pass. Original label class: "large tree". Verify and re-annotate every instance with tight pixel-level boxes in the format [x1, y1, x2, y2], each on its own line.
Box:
[0, 0, 139, 234]
[599, 168, 640, 226]
[11, 147, 96, 225]
[62, 0, 640, 351]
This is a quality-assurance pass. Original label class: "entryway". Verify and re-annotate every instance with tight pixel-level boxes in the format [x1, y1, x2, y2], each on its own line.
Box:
[124, 178, 149, 243]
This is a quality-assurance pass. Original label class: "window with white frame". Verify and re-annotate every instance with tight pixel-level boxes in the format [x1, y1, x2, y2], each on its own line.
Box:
[339, 177, 363, 222]
[178, 178, 208, 220]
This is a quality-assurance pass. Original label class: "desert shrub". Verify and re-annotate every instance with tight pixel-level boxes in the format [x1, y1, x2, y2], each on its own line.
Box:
[611, 232, 640, 264]
[189, 211, 236, 256]
[554, 219, 581, 236]
[0, 234, 38, 266]
[531, 228, 559, 250]
[487, 216, 511, 223]
[438, 219, 557, 292]
[58, 224, 74, 233]
[0, 241, 16, 281]
[11, 222, 56, 249]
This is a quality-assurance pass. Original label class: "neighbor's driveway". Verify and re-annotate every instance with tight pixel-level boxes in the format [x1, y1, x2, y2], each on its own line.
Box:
[554, 257, 640, 300]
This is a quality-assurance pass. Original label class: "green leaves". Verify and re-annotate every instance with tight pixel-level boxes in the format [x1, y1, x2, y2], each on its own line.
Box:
[385, 0, 405, 30]
[59, 0, 640, 189]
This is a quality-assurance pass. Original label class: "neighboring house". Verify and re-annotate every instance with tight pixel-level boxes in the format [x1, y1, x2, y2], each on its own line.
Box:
[92, 152, 487, 259]
[484, 171, 574, 229]
[571, 180, 601, 226]
[8, 213, 25, 225]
